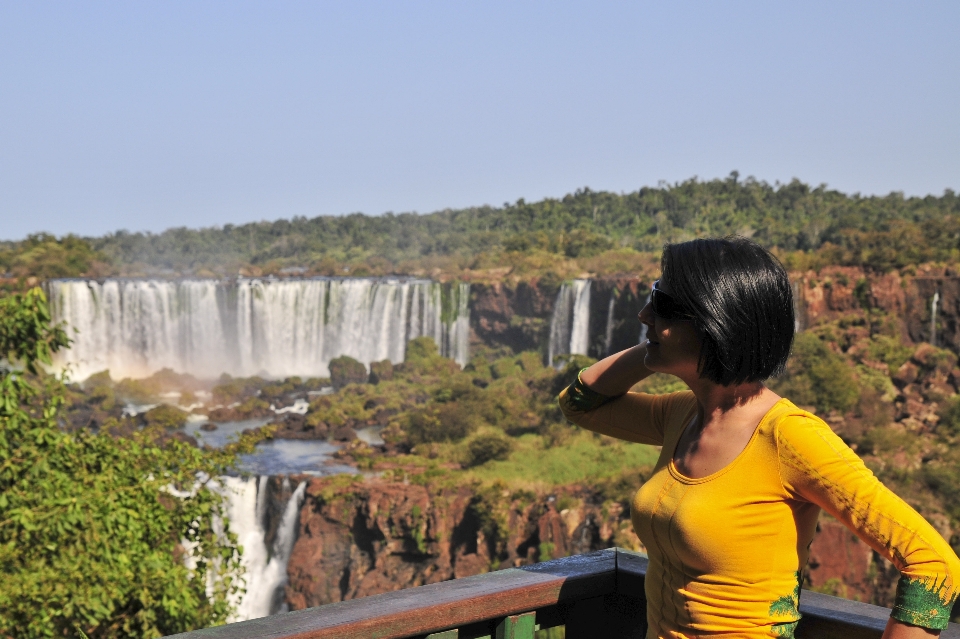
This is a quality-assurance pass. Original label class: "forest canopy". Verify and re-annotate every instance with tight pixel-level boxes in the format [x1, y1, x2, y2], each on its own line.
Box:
[3, 173, 959, 280]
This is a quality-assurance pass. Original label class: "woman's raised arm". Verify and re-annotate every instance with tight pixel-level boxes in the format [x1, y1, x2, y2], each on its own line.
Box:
[578, 343, 655, 395]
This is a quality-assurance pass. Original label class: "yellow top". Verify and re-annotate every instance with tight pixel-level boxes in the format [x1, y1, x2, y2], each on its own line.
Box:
[559, 377, 960, 638]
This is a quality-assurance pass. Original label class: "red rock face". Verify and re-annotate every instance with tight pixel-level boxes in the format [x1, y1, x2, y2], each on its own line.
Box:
[794, 266, 960, 354]
[285, 476, 635, 609]
[806, 519, 899, 605]
[794, 267, 907, 329]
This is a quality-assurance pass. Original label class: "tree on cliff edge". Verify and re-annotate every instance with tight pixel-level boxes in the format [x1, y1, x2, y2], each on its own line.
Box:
[0, 288, 255, 638]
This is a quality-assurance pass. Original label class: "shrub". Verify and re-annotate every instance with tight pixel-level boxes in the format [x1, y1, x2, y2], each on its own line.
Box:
[772, 333, 860, 414]
[406, 405, 479, 444]
[141, 404, 189, 430]
[938, 396, 960, 438]
[329, 355, 368, 390]
[465, 432, 513, 467]
[369, 359, 394, 384]
[0, 288, 256, 637]
[211, 374, 266, 405]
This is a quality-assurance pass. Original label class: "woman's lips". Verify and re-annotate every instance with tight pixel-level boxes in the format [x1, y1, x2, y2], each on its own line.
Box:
[647, 339, 659, 347]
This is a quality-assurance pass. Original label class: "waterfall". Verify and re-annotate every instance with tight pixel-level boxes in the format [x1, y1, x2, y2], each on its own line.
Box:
[931, 291, 940, 346]
[445, 282, 471, 368]
[223, 476, 306, 621]
[548, 279, 591, 367]
[46, 278, 470, 380]
[570, 281, 591, 355]
[791, 280, 804, 333]
[603, 293, 616, 356]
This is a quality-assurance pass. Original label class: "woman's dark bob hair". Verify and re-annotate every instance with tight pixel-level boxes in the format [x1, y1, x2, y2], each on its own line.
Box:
[660, 236, 794, 386]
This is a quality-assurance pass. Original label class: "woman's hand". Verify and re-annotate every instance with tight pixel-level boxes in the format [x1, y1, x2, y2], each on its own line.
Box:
[882, 617, 941, 638]
[578, 344, 655, 396]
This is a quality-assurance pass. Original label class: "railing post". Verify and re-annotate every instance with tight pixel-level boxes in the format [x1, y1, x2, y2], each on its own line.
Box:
[495, 612, 536, 639]
[564, 592, 647, 639]
[425, 631, 459, 639]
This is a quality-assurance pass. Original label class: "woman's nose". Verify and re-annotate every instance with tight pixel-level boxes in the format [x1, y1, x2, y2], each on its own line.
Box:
[638, 303, 655, 327]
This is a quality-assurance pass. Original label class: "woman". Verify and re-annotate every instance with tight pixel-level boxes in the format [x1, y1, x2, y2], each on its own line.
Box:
[558, 237, 960, 639]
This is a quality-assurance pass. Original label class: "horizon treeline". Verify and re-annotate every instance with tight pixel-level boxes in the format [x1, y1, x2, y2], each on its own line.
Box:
[3, 172, 960, 280]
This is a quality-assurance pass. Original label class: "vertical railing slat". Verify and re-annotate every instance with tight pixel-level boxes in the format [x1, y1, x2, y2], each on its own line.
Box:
[495, 612, 537, 639]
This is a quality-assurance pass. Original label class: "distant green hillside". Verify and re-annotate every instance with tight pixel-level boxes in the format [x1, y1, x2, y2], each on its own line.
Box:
[3, 173, 959, 281]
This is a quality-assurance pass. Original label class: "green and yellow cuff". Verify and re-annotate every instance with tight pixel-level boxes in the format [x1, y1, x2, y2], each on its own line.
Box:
[558, 368, 618, 414]
[890, 576, 956, 630]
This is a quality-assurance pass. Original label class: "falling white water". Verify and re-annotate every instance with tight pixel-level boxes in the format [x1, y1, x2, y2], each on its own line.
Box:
[223, 476, 306, 621]
[791, 280, 804, 333]
[46, 278, 470, 380]
[570, 281, 591, 355]
[548, 280, 591, 367]
[603, 293, 616, 356]
[931, 291, 940, 345]
[446, 282, 471, 368]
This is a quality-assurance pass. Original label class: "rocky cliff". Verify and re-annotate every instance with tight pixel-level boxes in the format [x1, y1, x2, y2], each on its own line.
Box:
[794, 264, 960, 350]
[469, 277, 648, 358]
[285, 475, 636, 609]
[471, 266, 960, 362]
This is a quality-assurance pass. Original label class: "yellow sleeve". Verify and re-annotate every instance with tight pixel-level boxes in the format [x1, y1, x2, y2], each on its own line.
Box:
[557, 369, 695, 446]
[776, 414, 960, 630]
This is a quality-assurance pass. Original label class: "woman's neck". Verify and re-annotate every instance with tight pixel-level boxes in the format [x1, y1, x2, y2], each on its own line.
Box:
[684, 377, 781, 428]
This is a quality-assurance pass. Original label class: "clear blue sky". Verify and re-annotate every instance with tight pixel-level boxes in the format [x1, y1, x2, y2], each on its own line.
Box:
[1, 1, 958, 241]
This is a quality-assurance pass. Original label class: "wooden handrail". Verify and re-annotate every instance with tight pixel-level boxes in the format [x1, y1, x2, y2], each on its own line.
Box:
[165, 548, 960, 639]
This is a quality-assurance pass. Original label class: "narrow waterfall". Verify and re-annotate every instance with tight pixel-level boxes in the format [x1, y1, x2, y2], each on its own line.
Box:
[548, 279, 591, 367]
[569, 281, 591, 355]
[603, 293, 616, 356]
[791, 280, 804, 333]
[223, 476, 306, 621]
[931, 291, 940, 345]
[46, 278, 470, 380]
[444, 282, 471, 368]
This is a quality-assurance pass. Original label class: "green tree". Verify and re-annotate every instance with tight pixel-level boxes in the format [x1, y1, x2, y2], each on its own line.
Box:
[772, 332, 860, 414]
[0, 288, 256, 638]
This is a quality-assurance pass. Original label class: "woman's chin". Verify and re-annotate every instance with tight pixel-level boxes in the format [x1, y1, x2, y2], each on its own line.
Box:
[643, 350, 662, 371]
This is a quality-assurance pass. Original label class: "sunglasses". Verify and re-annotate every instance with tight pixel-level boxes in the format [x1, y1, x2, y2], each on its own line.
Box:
[650, 280, 695, 320]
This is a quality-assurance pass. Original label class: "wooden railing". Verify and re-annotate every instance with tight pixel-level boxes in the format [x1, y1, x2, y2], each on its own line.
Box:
[167, 548, 960, 639]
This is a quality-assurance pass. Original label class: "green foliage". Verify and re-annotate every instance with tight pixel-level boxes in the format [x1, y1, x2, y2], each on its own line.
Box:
[633, 373, 690, 395]
[2, 178, 950, 278]
[465, 432, 514, 467]
[406, 337, 439, 360]
[0, 288, 71, 374]
[211, 375, 267, 405]
[369, 360, 393, 384]
[329, 355, 368, 390]
[938, 396, 960, 437]
[866, 335, 914, 375]
[538, 541, 556, 562]
[83, 372, 118, 412]
[0, 234, 109, 284]
[406, 405, 479, 445]
[465, 432, 660, 489]
[0, 289, 253, 638]
[771, 332, 860, 413]
[140, 404, 189, 430]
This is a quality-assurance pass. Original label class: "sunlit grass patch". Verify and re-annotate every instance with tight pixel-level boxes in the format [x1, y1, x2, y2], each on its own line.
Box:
[465, 431, 660, 490]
